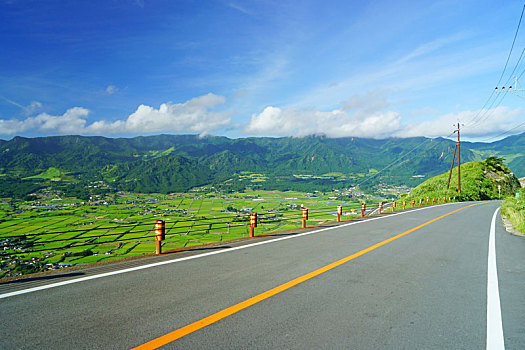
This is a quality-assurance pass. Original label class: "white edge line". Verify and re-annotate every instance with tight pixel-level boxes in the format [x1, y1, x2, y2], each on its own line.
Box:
[0, 203, 457, 299]
[486, 207, 505, 349]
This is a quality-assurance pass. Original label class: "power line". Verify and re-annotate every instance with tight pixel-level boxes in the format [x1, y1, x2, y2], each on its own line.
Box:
[466, 4, 525, 129]
[504, 47, 525, 85]
[353, 131, 456, 189]
[473, 47, 525, 142]
[325, 6, 525, 191]
[480, 119, 525, 142]
[496, 3, 525, 86]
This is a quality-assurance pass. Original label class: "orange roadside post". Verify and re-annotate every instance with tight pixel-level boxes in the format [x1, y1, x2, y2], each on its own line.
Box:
[392, 200, 396, 212]
[249, 212, 257, 237]
[337, 205, 342, 222]
[411, 199, 415, 208]
[403, 200, 406, 210]
[302, 208, 308, 228]
[361, 202, 366, 218]
[378, 202, 383, 214]
[155, 219, 165, 255]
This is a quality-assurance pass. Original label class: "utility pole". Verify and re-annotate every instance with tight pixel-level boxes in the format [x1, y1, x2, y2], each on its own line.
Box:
[457, 123, 461, 193]
[495, 76, 525, 99]
[446, 143, 457, 190]
[446, 123, 462, 194]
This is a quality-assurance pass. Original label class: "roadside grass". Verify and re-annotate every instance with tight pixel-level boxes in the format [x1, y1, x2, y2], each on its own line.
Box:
[501, 188, 525, 235]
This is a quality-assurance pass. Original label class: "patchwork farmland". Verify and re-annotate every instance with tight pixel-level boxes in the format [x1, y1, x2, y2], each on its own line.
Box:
[0, 190, 373, 278]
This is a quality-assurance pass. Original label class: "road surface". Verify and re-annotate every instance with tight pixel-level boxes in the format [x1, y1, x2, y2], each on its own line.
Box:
[0, 201, 523, 349]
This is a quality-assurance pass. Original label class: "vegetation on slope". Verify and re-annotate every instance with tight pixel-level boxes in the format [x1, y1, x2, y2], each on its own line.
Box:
[468, 133, 525, 177]
[1, 133, 524, 196]
[406, 157, 521, 201]
[0, 134, 466, 195]
[501, 187, 525, 234]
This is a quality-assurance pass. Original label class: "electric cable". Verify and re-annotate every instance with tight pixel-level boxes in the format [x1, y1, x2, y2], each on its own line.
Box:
[353, 131, 456, 189]
[480, 119, 525, 142]
[466, 3, 525, 129]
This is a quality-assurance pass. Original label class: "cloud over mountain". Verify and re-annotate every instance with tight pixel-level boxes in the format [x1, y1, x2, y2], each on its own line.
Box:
[245, 106, 402, 138]
[0, 94, 231, 137]
[1, 92, 523, 140]
[87, 93, 230, 135]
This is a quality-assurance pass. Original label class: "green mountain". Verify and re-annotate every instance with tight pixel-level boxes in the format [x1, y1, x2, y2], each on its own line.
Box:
[407, 157, 522, 201]
[0, 133, 524, 197]
[466, 134, 525, 177]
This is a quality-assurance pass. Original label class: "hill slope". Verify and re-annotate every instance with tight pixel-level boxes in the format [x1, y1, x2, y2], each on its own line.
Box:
[407, 157, 521, 201]
[0, 133, 524, 195]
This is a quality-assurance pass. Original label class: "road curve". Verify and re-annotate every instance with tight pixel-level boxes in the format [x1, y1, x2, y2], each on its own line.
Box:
[1, 201, 524, 349]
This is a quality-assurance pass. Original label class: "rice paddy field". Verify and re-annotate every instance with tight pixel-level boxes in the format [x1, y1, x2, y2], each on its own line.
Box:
[1, 190, 376, 277]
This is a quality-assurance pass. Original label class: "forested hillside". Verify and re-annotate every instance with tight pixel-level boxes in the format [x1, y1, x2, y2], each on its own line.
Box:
[407, 157, 522, 201]
[0, 133, 523, 196]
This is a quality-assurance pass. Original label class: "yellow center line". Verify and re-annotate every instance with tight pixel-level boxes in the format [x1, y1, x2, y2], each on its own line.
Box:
[132, 203, 478, 350]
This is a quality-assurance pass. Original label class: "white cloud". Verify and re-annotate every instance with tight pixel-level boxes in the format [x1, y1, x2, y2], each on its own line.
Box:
[98, 93, 230, 135]
[228, 2, 252, 15]
[36, 107, 89, 134]
[244, 106, 296, 135]
[24, 101, 43, 116]
[0, 118, 34, 135]
[1, 91, 523, 140]
[398, 106, 525, 139]
[105, 85, 118, 95]
[0, 97, 42, 116]
[245, 104, 402, 138]
[245, 92, 402, 138]
[245, 94, 525, 139]
[0, 107, 88, 135]
[395, 33, 467, 65]
[0, 93, 231, 137]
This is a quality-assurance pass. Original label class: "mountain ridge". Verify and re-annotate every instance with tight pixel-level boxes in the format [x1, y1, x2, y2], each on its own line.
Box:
[1, 133, 524, 195]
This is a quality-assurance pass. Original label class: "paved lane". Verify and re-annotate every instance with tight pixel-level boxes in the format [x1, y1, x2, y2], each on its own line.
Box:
[497, 211, 525, 349]
[1, 201, 523, 349]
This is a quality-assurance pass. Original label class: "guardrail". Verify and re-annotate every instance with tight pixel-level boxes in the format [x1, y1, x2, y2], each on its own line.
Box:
[1, 197, 456, 255]
[0, 196, 457, 276]
[0, 203, 358, 259]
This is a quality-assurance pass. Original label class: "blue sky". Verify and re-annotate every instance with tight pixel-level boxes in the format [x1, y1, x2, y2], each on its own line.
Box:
[1, 0, 524, 141]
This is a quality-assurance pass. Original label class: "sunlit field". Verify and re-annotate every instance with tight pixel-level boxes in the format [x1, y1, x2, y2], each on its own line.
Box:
[1, 190, 372, 277]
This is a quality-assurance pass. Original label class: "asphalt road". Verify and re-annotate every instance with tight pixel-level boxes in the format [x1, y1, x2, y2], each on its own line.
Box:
[1, 201, 523, 349]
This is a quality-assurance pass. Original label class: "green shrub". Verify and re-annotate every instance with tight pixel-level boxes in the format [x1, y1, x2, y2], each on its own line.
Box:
[501, 188, 525, 234]
[405, 159, 520, 202]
